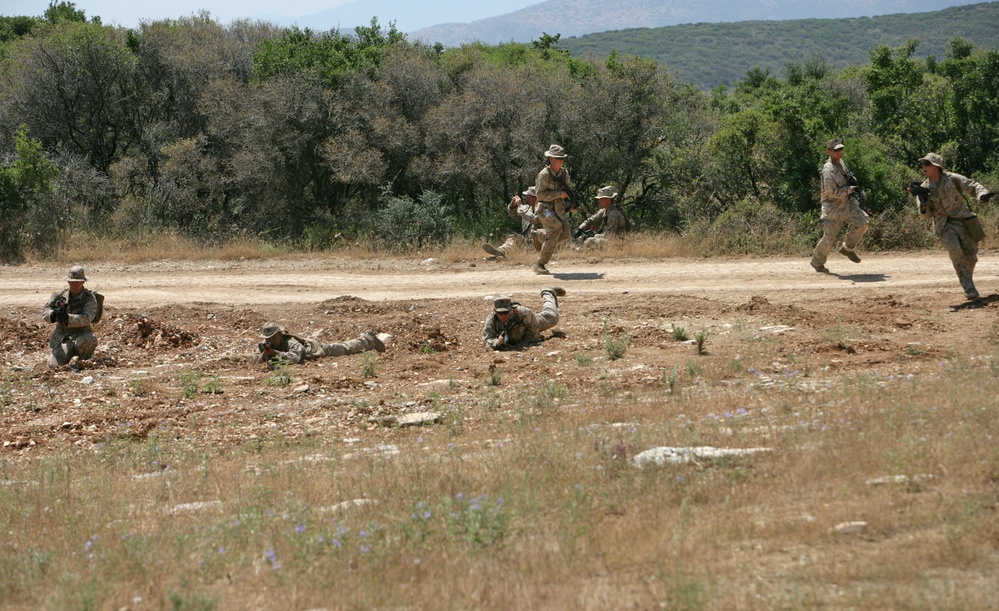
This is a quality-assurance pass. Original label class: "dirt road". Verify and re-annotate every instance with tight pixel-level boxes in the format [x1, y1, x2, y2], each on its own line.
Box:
[3, 251, 992, 307]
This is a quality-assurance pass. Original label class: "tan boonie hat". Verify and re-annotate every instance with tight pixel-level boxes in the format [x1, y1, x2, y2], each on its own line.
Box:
[595, 185, 618, 200]
[919, 152, 945, 169]
[522, 186, 537, 197]
[544, 144, 566, 159]
[826, 138, 844, 151]
[493, 296, 513, 313]
[260, 321, 286, 339]
[65, 266, 87, 282]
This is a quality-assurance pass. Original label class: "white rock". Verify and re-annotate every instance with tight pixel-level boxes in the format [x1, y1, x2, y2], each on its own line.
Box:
[81, 376, 94, 385]
[164, 500, 222, 515]
[833, 521, 868, 534]
[397, 412, 441, 427]
[631, 445, 772, 467]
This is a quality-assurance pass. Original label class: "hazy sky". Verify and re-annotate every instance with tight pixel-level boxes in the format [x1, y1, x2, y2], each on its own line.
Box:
[4, 0, 349, 26]
[1, 0, 536, 29]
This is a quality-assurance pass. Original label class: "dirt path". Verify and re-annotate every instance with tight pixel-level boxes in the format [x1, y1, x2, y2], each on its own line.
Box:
[3, 251, 991, 307]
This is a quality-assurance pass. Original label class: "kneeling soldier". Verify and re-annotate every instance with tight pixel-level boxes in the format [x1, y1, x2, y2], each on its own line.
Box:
[42, 266, 100, 369]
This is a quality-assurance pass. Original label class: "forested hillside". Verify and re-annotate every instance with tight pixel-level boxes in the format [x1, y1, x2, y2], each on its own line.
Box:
[561, 2, 999, 89]
[1, 2, 998, 262]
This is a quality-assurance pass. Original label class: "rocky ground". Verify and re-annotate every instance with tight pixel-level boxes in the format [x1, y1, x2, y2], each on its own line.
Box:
[2, 251, 997, 455]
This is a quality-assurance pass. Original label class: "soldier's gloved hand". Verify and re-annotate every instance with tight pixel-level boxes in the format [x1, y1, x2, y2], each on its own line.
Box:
[981, 192, 993, 203]
[58, 310, 70, 325]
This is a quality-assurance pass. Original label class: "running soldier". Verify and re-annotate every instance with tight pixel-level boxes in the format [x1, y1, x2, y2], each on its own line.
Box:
[907, 152, 992, 300]
[810, 138, 869, 273]
[42, 266, 100, 369]
[533, 144, 574, 275]
[483, 287, 566, 350]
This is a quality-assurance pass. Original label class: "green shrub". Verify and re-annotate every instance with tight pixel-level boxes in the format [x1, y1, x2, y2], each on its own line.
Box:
[373, 187, 455, 252]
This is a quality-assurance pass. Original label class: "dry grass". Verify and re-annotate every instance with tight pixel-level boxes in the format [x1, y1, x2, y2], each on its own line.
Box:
[3, 320, 999, 609]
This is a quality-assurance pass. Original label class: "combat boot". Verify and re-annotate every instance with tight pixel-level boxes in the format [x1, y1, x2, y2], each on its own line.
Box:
[482, 243, 504, 257]
[361, 331, 387, 353]
[839, 246, 861, 263]
[810, 258, 829, 273]
[533, 264, 550, 275]
[541, 286, 566, 307]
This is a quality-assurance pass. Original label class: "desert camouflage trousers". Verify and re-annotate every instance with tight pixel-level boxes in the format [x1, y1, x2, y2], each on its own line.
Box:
[940, 218, 978, 294]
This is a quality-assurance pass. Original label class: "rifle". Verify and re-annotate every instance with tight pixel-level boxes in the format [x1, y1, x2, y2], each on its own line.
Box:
[47, 293, 69, 325]
[552, 168, 582, 213]
[906, 182, 930, 214]
[572, 226, 597, 241]
[846, 170, 872, 215]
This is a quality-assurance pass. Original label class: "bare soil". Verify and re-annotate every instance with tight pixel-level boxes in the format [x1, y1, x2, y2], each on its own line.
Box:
[2, 250, 997, 454]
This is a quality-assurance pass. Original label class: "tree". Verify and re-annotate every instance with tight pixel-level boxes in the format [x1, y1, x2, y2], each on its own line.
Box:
[0, 127, 62, 261]
[1, 21, 141, 172]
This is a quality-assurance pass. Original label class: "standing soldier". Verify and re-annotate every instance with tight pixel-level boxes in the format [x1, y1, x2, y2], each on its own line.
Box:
[483, 287, 566, 350]
[482, 186, 542, 257]
[575, 185, 630, 247]
[907, 152, 992, 300]
[42, 265, 100, 369]
[810, 138, 869, 273]
[533, 144, 574, 275]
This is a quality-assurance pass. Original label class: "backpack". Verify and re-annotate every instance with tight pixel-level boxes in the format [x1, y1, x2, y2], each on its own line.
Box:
[91, 291, 105, 324]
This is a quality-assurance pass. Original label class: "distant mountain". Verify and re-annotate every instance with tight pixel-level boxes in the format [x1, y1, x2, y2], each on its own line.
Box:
[296, 0, 536, 33]
[408, 0, 985, 47]
[560, 2, 999, 90]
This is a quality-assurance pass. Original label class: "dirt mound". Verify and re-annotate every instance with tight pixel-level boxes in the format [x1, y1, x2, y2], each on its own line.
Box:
[0, 317, 49, 351]
[110, 313, 199, 348]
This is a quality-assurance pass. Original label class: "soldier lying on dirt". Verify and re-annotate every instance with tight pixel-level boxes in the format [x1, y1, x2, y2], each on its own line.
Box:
[483, 287, 566, 350]
[253, 321, 388, 368]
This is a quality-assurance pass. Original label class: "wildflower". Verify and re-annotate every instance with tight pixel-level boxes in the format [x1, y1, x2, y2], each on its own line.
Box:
[332, 539, 341, 548]
[295, 524, 306, 534]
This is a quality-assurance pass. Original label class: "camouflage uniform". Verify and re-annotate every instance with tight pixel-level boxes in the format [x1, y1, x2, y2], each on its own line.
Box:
[42, 266, 99, 368]
[915, 153, 991, 299]
[483, 187, 542, 257]
[483, 287, 564, 350]
[578, 186, 630, 247]
[534, 145, 573, 273]
[253, 322, 385, 368]
[811, 140, 869, 271]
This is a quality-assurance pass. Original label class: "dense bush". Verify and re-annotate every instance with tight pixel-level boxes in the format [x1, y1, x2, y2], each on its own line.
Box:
[0, 3, 996, 261]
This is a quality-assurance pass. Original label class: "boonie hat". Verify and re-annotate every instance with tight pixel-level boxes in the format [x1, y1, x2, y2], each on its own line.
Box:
[522, 185, 537, 197]
[65, 265, 87, 282]
[493, 296, 513, 313]
[260, 321, 286, 339]
[544, 144, 567, 159]
[918, 152, 945, 169]
[595, 185, 618, 200]
[826, 138, 844, 151]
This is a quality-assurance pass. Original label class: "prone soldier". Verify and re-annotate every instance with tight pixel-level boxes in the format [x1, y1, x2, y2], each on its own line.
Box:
[254, 322, 388, 368]
[483, 286, 566, 350]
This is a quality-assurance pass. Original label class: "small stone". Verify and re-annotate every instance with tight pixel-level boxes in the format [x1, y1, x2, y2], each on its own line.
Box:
[293, 384, 310, 393]
[397, 412, 441, 427]
[81, 376, 94, 385]
[833, 521, 867, 534]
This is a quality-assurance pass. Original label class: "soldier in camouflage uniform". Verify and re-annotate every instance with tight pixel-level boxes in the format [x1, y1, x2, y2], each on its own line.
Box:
[482, 186, 542, 257]
[810, 138, 869, 273]
[253, 322, 387, 368]
[483, 287, 566, 350]
[42, 265, 99, 369]
[907, 152, 993, 300]
[576, 185, 630, 248]
[533, 144, 574, 275]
